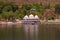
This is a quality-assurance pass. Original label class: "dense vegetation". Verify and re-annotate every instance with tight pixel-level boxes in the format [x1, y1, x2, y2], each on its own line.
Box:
[0, 1, 60, 20]
[55, 4, 60, 14]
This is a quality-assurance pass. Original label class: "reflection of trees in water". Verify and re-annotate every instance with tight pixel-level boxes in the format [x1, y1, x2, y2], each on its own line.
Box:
[0, 24, 25, 40]
[39, 24, 60, 40]
[0, 24, 60, 40]
[23, 24, 39, 40]
[12, 24, 25, 40]
[55, 27, 60, 40]
[44, 26, 56, 40]
[0, 24, 13, 40]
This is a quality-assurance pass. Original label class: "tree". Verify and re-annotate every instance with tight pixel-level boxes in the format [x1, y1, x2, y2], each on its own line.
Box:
[2, 11, 13, 19]
[10, 2, 18, 12]
[48, 15, 55, 20]
[22, 4, 32, 10]
[14, 9, 24, 19]
[22, 4, 32, 15]
[3, 5, 12, 12]
[55, 4, 60, 14]
[0, 1, 5, 13]
[2, 2, 18, 12]
[0, 14, 2, 19]
[35, 3, 44, 14]
[44, 3, 51, 9]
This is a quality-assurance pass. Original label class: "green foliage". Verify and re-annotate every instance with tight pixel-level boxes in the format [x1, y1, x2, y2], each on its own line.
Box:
[0, 2, 55, 20]
[0, 2, 5, 13]
[0, 14, 2, 18]
[3, 5, 12, 12]
[48, 15, 55, 20]
[14, 9, 24, 19]
[55, 4, 60, 14]
[44, 3, 51, 9]
[33, 3, 44, 14]
[22, 4, 32, 10]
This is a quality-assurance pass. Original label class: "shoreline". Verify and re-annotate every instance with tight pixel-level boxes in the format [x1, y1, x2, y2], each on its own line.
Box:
[0, 21, 22, 25]
[0, 21, 60, 25]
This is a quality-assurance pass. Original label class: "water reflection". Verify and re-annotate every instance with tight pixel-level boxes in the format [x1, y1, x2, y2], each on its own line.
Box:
[0, 24, 60, 40]
[23, 23, 39, 40]
[22, 14, 40, 40]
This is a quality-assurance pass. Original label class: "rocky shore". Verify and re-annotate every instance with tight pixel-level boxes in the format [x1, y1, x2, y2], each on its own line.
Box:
[0, 20, 60, 25]
[0, 21, 22, 25]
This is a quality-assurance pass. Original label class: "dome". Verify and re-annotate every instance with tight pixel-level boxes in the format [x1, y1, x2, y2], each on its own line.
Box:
[29, 14, 35, 19]
[23, 15, 29, 19]
[35, 15, 39, 19]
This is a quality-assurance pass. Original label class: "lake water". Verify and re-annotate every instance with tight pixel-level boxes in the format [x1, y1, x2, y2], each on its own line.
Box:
[0, 24, 60, 40]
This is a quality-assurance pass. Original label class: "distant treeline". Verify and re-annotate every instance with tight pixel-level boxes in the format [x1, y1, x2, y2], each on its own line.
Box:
[0, 2, 60, 20]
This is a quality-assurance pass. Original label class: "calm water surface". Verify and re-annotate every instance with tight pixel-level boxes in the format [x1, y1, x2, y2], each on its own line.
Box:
[0, 24, 60, 40]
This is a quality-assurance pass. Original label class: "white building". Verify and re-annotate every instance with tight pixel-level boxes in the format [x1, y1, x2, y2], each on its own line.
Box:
[22, 14, 40, 24]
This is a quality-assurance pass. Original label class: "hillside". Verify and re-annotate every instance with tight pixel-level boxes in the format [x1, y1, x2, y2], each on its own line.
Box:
[2, 0, 60, 5]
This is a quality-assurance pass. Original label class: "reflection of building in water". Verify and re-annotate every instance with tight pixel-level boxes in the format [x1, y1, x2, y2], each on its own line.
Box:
[22, 14, 40, 40]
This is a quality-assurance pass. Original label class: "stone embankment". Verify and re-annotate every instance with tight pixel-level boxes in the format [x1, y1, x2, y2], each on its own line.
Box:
[0, 21, 22, 25]
[0, 19, 60, 25]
